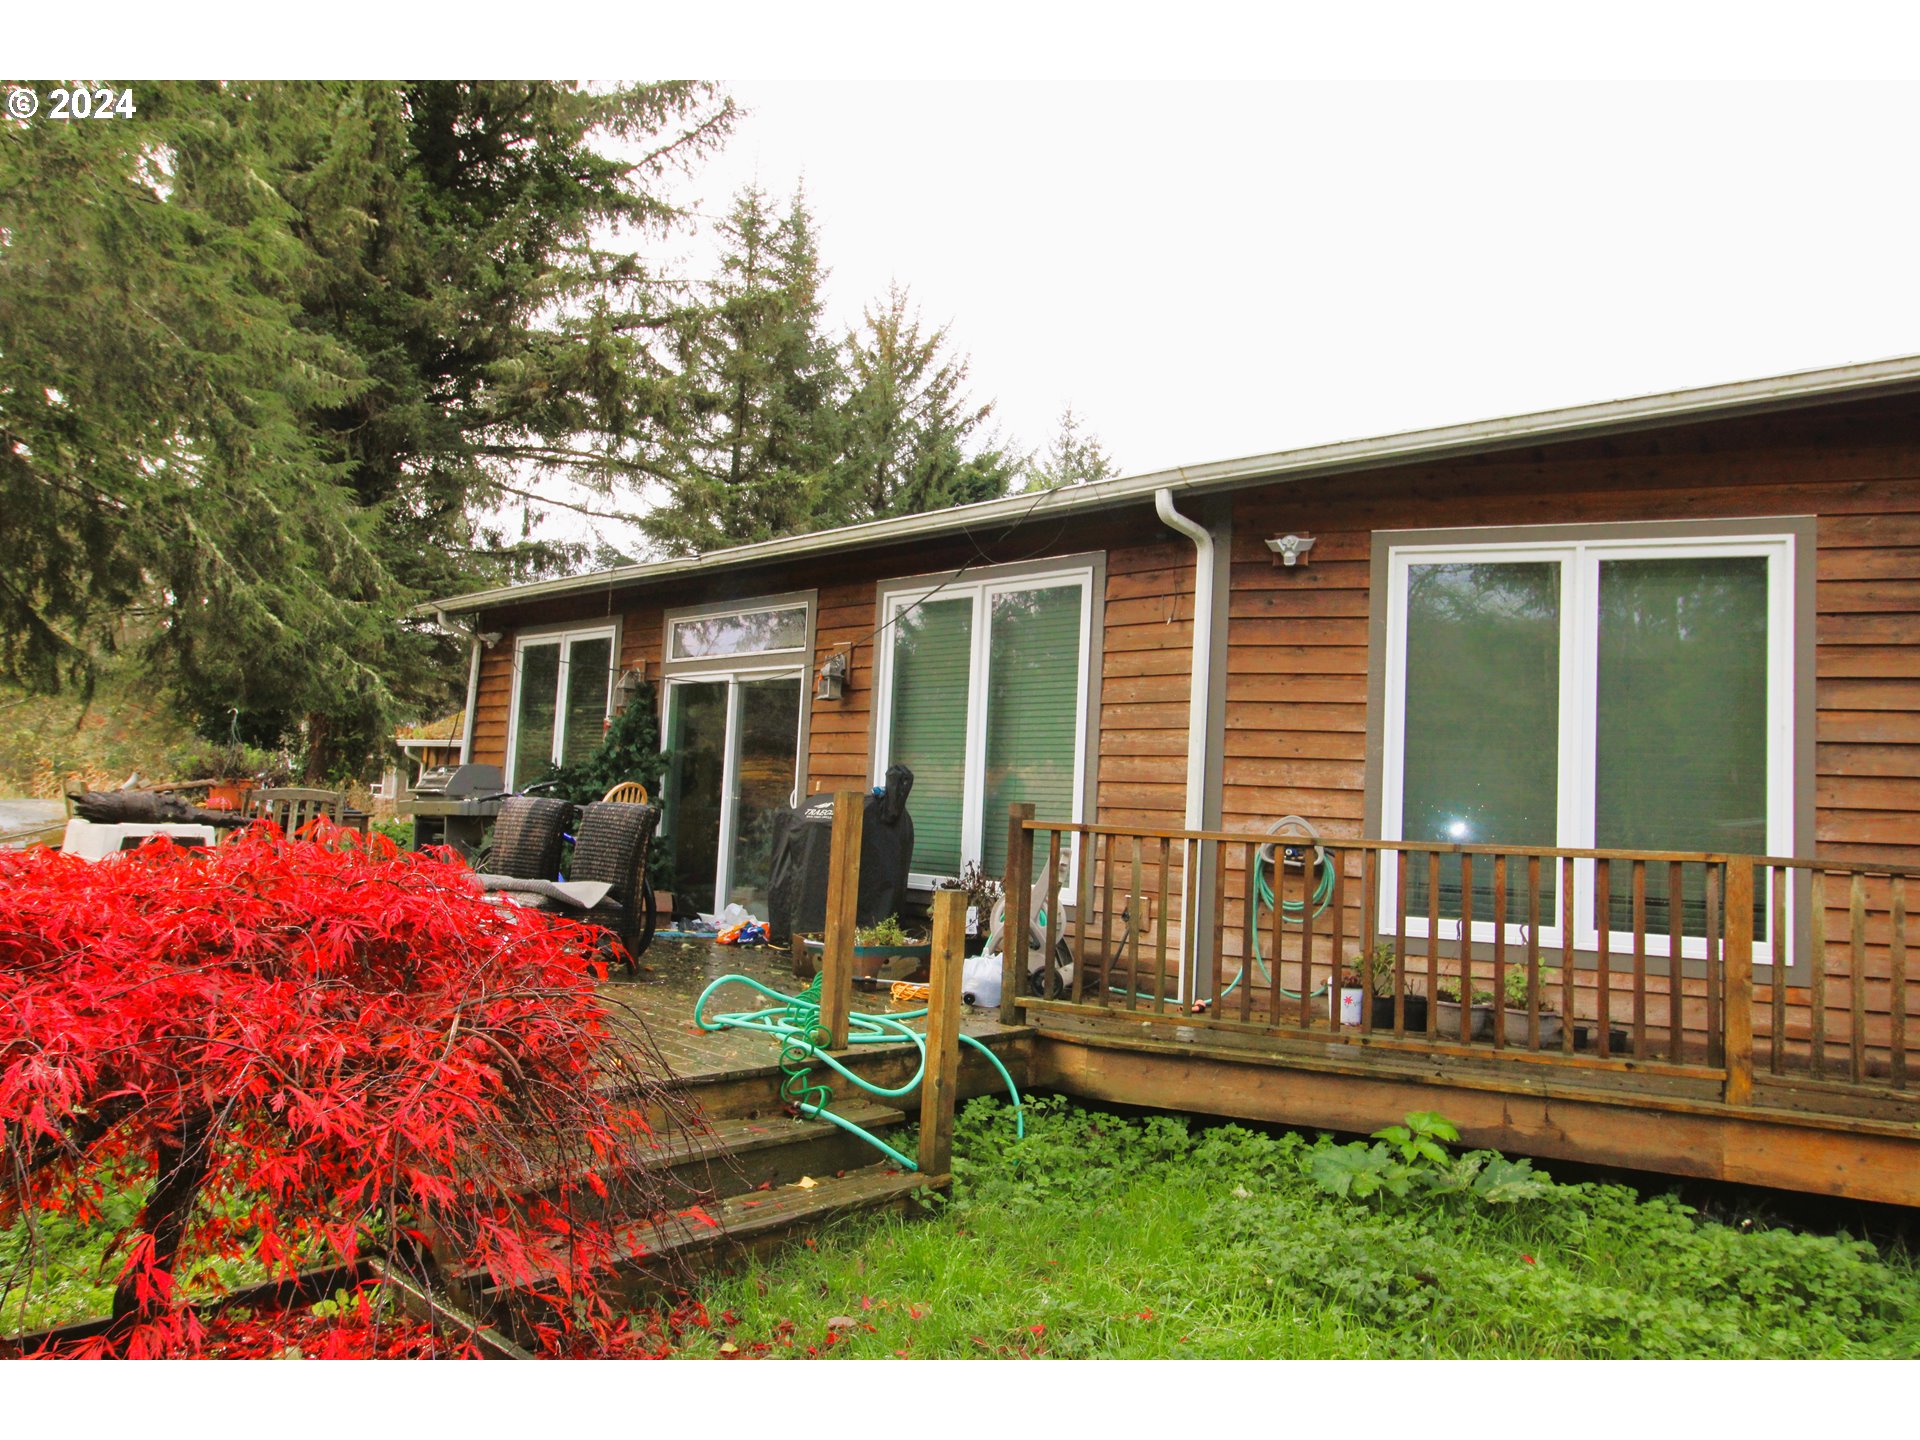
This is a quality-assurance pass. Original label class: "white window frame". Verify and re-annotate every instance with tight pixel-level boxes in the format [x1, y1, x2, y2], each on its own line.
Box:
[667, 600, 810, 664]
[1378, 532, 1796, 965]
[659, 591, 816, 916]
[870, 562, 1096, 896]
[504, 621, 621, 791]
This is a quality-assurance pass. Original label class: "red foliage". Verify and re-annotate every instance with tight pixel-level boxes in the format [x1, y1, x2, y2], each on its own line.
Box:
[0, 825, 681, 1357]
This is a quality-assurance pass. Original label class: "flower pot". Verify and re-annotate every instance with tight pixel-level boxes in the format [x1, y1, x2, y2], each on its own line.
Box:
[1369, 995, 1430, 1032]
[1333, 985, 1366, 1026]
[1434, 999, 1496, 1041]
[204, 782, 253, 813]
[1501, 1008, 1565, 1048]
[801, 937, 933, 977]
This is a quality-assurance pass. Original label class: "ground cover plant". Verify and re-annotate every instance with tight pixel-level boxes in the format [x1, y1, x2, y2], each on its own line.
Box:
[656, 1098, 1920, 1359]
[0, 825, 697, 1357]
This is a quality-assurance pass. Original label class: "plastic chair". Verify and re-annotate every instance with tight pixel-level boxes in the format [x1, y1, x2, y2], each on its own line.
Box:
[600, 781, 650, 805]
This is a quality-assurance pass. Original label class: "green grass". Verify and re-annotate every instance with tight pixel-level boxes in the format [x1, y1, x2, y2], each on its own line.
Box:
[1, 1172, 274, 1337]
[657, 1098, 1920, 1359]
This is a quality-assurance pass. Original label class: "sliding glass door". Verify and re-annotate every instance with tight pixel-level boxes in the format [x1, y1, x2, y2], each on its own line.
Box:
[663, 673, 804, 918]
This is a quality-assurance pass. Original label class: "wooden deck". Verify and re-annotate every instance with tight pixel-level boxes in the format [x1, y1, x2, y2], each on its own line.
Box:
[994, 815, 1920, 1207]
[601, 937, 1023, 1083]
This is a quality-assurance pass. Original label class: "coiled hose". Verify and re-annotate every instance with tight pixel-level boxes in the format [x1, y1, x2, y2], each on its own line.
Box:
[1216, 819, 1338, 1003]
[693, 973, 1024, 1171]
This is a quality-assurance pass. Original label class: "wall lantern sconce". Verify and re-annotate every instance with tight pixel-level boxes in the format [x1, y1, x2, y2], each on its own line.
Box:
[613, 666, 646, 713]
[816, 650, 849, 702]
[1265, 533, 1316, 568]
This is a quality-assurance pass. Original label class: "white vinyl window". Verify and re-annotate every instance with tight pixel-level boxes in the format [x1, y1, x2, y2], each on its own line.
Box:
[505, 625, 619, 790]
[1379, 533, 1796, 964]
[871, 563, 1095, 892]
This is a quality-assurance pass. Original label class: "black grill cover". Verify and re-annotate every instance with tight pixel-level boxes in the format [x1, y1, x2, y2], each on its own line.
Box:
[766, 766, 915, 942]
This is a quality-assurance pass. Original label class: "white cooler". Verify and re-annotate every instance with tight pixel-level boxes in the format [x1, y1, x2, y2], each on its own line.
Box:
[60, 819, 218, 860]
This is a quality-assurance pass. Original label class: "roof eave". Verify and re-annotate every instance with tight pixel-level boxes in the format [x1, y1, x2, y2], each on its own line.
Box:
[422, 352, 1920, 618]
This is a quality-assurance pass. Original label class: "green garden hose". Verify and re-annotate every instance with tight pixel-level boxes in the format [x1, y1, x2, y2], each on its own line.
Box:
[693, 973, 1024, 1171]
[1216, 841, 1338, 1003]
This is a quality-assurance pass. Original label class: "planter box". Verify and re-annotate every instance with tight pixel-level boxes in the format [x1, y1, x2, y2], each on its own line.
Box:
[1434, 999, 1496, 1041]
[801, 937, 932, 977]
[1500, 1008, 1566, 1048]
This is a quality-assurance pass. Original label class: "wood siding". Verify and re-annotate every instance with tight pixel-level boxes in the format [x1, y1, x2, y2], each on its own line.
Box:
[1221, 400, 1920, 1078]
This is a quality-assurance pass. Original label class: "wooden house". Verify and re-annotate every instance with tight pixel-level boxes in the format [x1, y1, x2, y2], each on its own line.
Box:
[426, 356, 1920, 1206]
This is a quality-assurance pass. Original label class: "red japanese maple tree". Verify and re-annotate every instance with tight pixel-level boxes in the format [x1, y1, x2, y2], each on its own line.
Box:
[0, 825, 689, 1357]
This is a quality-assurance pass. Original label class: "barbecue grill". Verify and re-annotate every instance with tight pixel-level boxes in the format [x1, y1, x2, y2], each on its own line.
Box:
[400, 763, 506, 856]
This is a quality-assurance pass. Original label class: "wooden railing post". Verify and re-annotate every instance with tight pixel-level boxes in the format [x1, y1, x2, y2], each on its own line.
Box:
[1723, 856, 1755, 1106]
[1000, 804, 1035, 1024]
[917, 890, 967, 1180]
[818, 789, 865, 1051]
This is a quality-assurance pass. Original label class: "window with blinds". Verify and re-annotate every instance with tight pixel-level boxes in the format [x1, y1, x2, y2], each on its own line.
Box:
[877, 565, 1093, 885]
[1383, 533, 1791, 956]
[887, 597, 974, 876]
[507, 627, 617, 788]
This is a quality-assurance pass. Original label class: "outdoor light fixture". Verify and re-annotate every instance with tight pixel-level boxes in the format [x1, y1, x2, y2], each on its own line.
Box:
[816, 650, 848, 702]
[613, 667, 645, 712]
[1266, 533, 1316, 567]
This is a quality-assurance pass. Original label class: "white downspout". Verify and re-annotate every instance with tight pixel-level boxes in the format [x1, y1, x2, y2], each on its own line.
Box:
[459, 637, 483, 766]
[1155, 488, 1216, 1000]
[1153, 488, 1213, 832]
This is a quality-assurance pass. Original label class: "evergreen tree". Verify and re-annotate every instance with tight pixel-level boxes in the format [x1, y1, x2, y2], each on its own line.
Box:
[0, 81, 734, 776]
[832, 284, 1015, 522]
[1021, 404, 1120, 490]
[642, 184, 844, 555]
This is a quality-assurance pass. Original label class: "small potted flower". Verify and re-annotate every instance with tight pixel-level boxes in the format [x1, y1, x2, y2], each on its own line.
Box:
[1501, 962, 1564, 1048]
[1333, 965, 1367, 1026]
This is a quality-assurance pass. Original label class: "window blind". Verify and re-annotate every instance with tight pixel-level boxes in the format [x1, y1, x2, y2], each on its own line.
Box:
[888, 598, 974, 876]
[981, 584, 1083, 877]
[512, 642, 561, 787]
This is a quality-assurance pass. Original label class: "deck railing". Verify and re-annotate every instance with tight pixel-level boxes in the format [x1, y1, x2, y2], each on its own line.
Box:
[1001, 812, 1916, 1113]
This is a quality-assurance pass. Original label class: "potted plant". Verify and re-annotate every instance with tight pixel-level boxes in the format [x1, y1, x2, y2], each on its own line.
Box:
[1355, 940, 1429, 1032]
[1332, 966, 1366, 1025]
[1433, 978, 1496, 1041]
[1500, 962, 1565, 1048]
[802, 914, 932, 976]
[938, 862, 1003, 957]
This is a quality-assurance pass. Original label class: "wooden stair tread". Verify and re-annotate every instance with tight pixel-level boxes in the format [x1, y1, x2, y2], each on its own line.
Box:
[620, 1167, 926, 1262]
[660, 1101, 907, 1166]
[482, 1166, 926, 1301]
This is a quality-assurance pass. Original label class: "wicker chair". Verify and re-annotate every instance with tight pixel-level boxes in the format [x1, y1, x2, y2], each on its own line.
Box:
[483, 796, 574, 882]
[568, 801, 661, 970]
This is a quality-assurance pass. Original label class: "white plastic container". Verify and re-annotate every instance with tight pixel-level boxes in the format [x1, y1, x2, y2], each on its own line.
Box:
[61, 819, 217, 860]
[1333, 985, 1366, 1026]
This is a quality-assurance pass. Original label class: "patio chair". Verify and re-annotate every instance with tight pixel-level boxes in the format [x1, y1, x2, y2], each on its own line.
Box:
[599, 781, 650, 805]
[567, 800, 661, 971]
[249, 787, 344, 836]
[481, 795, 573, 883]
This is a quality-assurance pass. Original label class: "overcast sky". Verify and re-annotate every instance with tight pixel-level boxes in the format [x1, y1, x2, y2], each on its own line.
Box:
[525, 76, 1920, 556]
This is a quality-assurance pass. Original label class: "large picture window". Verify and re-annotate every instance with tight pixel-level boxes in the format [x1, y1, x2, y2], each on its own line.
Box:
[507, 625, 618, 789]
[1379, 531, 1797, 963]
[873, 561, 1096, 890]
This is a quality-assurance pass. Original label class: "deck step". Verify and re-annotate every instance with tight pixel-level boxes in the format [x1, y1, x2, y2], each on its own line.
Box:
[484, 1165, 929, 1314]
[521, 1101, 911, 1210]
[649, 1102, 911, 1201]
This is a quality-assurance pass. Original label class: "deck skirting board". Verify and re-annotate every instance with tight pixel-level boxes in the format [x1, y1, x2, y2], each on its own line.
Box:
[1030, 1026, 1920, 1208]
